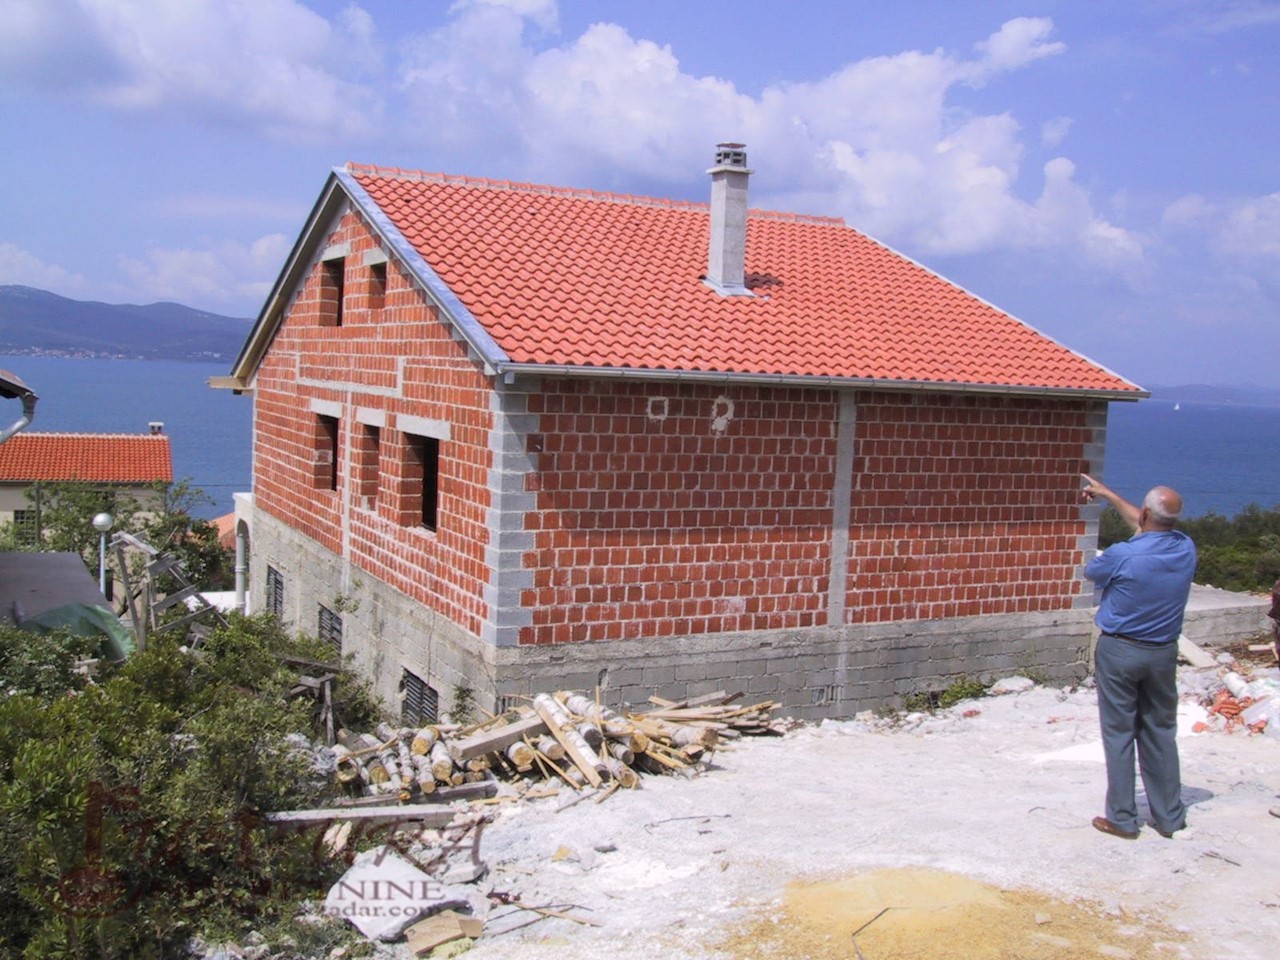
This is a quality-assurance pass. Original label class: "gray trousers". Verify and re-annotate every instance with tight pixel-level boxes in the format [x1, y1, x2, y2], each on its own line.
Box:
[1094, 634, 1186, 834]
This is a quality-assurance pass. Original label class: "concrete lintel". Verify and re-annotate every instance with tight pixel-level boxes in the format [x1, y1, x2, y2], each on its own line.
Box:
[396, 414, 450, 440]
[309, 398, 342, 418]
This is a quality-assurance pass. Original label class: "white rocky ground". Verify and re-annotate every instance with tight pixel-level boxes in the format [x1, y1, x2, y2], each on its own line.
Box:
[386, 661, 1280, 960]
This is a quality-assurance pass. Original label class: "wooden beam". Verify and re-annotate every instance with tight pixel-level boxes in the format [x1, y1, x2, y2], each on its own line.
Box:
[263, 804, 461, 826]
[449, 714, 548, 763]
[533, 695, 603, 787]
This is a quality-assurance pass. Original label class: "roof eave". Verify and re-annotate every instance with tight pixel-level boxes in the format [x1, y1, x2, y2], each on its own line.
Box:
[494, 362, 1148, 402]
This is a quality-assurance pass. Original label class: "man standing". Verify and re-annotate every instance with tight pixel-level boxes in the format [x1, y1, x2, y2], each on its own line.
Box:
[1081, 474, 1197, 839]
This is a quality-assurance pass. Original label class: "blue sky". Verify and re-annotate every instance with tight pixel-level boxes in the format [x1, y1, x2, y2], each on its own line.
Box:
[1, 0, 1277, 387]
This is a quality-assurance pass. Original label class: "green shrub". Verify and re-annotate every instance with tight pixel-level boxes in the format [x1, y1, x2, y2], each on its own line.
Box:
[903, 676, 991, 713]
[0, 614, 379, 959]
[0, 626, 101, 700]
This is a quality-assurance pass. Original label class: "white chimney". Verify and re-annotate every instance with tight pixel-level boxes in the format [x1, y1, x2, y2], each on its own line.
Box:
[148, 421, 164, 434]
[705, 142, 753, 297]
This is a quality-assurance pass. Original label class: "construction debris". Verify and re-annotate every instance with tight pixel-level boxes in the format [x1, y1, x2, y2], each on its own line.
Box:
[1185, 662, 1280, 737]
[404, 909, 484, 956]
[325, 689, 783, 808]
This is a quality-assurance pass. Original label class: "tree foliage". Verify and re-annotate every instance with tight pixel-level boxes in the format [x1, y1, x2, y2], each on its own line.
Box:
[1098, 503, 1280, 592]
[0, 616, 379, 959]
[0, 479, 231, 592]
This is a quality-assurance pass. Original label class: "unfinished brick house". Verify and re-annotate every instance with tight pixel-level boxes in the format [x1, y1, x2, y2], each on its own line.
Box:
[215, 145, 1140, 720]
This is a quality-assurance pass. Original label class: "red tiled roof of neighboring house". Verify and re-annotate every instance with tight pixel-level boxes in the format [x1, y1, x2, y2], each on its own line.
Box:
[346, 164, 1138, 395]
[213, 512, 236, 549]
[0, 432, 173, 484]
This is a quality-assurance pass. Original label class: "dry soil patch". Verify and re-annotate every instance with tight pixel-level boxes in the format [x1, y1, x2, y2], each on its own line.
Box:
[717, 867, 1191, 960]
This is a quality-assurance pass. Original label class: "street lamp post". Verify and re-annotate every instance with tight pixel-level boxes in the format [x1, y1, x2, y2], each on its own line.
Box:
[92, 512, 113, 595]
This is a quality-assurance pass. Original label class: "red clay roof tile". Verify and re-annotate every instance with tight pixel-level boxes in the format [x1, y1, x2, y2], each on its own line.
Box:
[348, 164, 1137, 394]
[0, 433, 173, 484]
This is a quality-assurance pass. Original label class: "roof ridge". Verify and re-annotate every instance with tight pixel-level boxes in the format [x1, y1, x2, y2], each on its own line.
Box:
[12, 432, 170, 439]
[345, 162, 844, 226]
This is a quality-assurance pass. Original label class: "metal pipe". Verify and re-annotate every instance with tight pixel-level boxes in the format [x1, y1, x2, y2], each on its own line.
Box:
[234, 523, 247, 614]
[0, 370, 38, 443]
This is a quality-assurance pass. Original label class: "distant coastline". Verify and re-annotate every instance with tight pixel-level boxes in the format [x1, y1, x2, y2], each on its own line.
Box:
[1145, 383, 1280, 408]
[0, 347, 232, 363]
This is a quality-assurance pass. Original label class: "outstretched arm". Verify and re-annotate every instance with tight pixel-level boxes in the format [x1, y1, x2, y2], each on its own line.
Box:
[1081, 473, 1141, 532]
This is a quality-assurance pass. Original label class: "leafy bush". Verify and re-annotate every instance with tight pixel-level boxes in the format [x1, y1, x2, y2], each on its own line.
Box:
[0, 614, 380, 959]
[0, 478, 232, 592]
[0, 626, 101, 700]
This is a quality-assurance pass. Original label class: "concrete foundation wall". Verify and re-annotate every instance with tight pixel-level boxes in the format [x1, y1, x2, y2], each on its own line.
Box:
[247, 501, 1091, 720]
[247, 503, 489, 716]
[1182, 584, 1272, 649]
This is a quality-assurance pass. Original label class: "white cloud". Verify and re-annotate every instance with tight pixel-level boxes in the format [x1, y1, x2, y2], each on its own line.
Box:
[391, 9, 1139, 276]
[1162, 192, 1280, 267]
[1033, 158, 1145, 268]
[0, 0, 382, 143]
[1217, 193, 1280, 260]
[0, 242, 91, 296]
[0, 2, 1153, 303]
[971, 17, 1066, 74]
[1041, 116, 1073, 148]
[1176, 0, 1280, 33]
[117, 234, 290, 313]
[450, 0, 559, 31]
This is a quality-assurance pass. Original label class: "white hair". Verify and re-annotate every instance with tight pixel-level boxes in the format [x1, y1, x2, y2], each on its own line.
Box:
[1143, 487, 1180, 525]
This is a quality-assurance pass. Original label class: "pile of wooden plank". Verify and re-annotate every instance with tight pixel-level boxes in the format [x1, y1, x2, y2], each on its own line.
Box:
[329, 690, 781, 805]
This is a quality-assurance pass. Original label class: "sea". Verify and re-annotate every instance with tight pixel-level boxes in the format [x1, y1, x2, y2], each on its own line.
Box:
[2, 355, 251, 519]
[3, 355, 1278, 521]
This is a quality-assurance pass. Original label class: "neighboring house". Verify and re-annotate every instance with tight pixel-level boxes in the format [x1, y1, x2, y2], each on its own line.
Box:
[0, 427, 173, 542]
[215, 145, 1140, 720]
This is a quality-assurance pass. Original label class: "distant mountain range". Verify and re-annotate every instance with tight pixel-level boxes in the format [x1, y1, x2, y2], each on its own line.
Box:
[0, 285, 253, 361]
[1, 285, 1278, 406]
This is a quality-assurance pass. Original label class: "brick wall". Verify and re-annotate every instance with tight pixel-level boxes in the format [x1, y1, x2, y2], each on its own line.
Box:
[252, 209, 494, 636]
[847, 391, 1092, 623]
[519, 379, 838, 645]
[515, 381, 1095, 646]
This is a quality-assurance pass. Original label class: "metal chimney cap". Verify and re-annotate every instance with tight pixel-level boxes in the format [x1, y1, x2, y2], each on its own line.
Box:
[148, 421, 164, 434]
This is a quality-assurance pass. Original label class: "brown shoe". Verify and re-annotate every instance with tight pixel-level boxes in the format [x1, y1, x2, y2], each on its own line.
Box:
[1092, 816, 1139, 839]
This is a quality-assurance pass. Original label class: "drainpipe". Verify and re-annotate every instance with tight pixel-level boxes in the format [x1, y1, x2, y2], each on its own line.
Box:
[0, 369, 37, 443]
[234, 524, 247, 614]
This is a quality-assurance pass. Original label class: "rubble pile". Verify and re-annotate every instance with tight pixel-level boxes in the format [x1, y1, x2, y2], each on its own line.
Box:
[1187, 660, 1280, 737]
[329, 689, 783, 807]
[276, 690, 783, 956]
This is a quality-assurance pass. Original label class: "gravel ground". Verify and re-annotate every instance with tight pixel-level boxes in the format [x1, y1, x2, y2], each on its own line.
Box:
[403, 664, 1280, 960]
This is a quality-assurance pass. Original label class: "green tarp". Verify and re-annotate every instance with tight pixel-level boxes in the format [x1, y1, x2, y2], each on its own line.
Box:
[21, 603, 136, 662]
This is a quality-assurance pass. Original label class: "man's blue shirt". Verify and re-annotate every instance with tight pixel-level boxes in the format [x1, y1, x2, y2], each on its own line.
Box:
[1085, 530, 1197, 643]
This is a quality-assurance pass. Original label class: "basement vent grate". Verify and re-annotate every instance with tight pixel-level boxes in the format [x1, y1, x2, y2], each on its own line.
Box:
[810, 684, 839, 706]
[402, 670, 439, 725]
